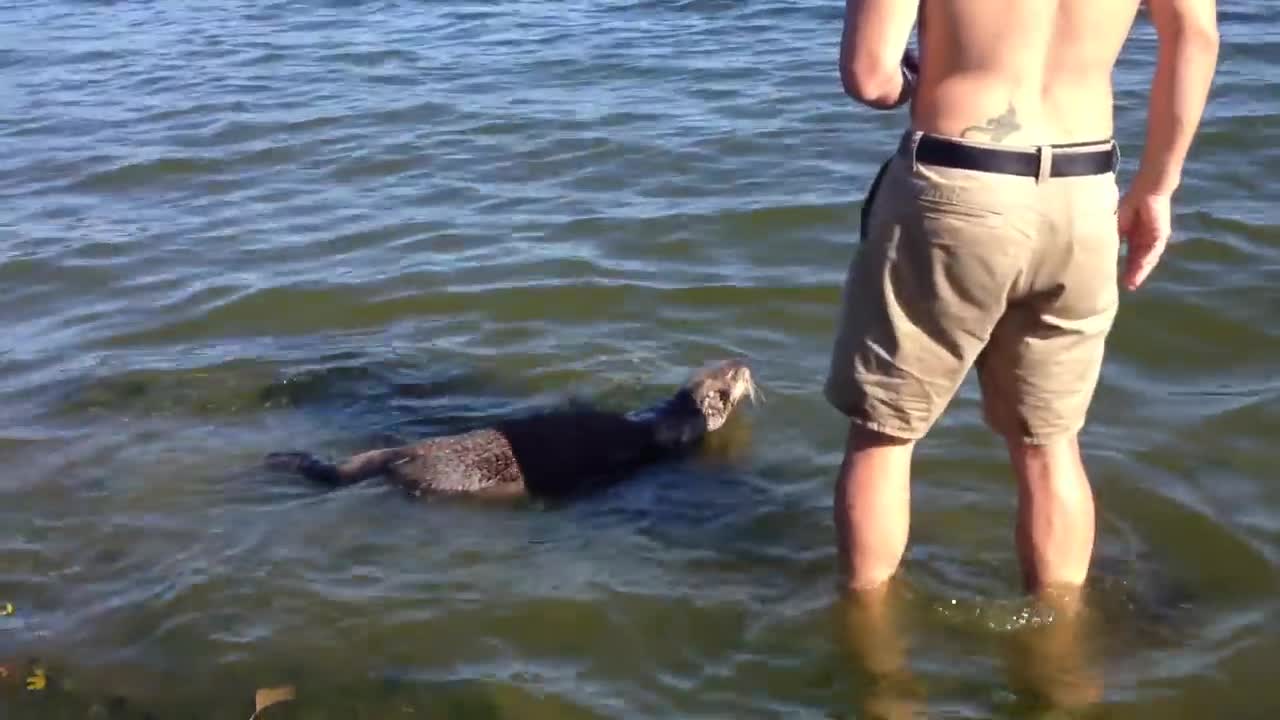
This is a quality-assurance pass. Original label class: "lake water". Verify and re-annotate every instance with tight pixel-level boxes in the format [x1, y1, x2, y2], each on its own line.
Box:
[1, 1, 1277, 718]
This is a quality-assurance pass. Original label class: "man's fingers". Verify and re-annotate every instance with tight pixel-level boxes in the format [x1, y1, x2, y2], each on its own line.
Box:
[1122, 237, 1167, 291]
[1123, 255, 1150, 291]
[1117, 194, 1173, 291]
[1131, 260, 1152, 288]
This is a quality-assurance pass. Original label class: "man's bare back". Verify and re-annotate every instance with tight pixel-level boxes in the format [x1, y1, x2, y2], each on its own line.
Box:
[911, 0, 1141, 146]
[840, 0, 1219, 287]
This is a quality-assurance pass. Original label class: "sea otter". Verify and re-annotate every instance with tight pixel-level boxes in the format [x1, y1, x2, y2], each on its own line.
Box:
[264, 359, 757, 500]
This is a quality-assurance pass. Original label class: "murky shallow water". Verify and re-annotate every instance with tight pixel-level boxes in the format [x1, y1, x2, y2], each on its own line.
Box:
[2, 1, 1278, 717]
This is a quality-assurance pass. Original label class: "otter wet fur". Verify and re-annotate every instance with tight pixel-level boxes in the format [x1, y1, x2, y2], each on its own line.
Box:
[265, 359, 758, 501]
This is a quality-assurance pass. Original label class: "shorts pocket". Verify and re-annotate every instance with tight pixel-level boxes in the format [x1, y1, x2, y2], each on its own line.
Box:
[907, 161, 1026, 229]
[912, 192, 1008, 229]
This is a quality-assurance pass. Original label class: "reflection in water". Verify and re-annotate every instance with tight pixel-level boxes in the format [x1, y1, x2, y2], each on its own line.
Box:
[838, 580, 1104, 718]
[1002, 588, 1104, 714]
[838, 580, 925, 719]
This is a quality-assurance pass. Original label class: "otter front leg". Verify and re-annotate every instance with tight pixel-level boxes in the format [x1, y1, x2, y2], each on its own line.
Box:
[266, 446, 409, 486]
[332, 447, 411, 483]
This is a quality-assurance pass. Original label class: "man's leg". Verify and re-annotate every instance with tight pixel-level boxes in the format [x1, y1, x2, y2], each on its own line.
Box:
[974, 159, 1118, 709]
[974, 162, 1120, 597]
[1003, 435, 1104, 710]
[824, 141, 1046, 718]
[826, 146, 1026, 588]
[1005, 433, 1096, 595]
[835, 425, 923, 719]
[834, 425, 915, 590]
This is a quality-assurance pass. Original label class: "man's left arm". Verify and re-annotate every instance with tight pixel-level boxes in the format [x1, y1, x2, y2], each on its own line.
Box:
[839, 0, 920, 109]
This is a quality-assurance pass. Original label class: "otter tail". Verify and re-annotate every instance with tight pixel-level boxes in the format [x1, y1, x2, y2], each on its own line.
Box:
[265, 447, 408, 486]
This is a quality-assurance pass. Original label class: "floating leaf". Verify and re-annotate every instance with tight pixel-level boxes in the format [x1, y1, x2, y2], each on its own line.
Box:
[26, 666, 46, 691]
[250, 685, 296, 719]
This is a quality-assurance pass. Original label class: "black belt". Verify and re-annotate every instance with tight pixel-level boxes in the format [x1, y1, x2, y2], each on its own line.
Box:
[904, 133, 1118, 178]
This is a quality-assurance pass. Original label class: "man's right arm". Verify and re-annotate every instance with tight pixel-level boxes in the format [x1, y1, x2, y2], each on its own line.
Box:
[1131, 0, 1220, 197]
[839, 0, 920, 109]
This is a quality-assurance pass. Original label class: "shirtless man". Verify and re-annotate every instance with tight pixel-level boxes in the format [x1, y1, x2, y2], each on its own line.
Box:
[826, 0, 1219, 596]
[825, 1, 1219, 712]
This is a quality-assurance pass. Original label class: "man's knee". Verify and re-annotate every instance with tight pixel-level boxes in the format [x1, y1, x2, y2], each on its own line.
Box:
[1003, 429, 1080, 455]
[1005, 432, 1091, 494]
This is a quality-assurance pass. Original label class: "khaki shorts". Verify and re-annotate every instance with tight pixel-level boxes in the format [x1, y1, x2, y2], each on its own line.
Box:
[824, 131, 1122, 444]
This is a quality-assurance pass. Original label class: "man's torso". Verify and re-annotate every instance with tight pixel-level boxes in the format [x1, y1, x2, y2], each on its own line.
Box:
[910, 0, 1143, 145]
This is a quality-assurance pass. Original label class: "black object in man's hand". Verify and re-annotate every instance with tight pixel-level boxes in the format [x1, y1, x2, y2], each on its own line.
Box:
[893, 49, 919, 107]
[901, 48, 919, 78]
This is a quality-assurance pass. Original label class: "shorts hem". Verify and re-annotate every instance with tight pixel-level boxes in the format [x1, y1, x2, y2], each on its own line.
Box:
[984, 417, 1087, 447]
[847, 415, 928, 442]
[824, 384, 931, 442]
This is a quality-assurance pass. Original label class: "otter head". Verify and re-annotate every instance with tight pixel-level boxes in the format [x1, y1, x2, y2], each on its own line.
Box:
[681, 358, 758, 432]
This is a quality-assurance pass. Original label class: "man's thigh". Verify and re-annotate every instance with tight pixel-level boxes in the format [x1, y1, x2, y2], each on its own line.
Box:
[977, 174, 1122, 444]
[825, 152, 1036, 440]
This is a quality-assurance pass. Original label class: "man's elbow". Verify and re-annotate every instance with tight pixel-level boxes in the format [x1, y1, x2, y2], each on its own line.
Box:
[1174, 17, 1220, 58]
[1165, 22, 1220, 74]
[1190, 24, 1220, 57]
[839, 59, 903, 108]
[1153, 4, 1221, 58]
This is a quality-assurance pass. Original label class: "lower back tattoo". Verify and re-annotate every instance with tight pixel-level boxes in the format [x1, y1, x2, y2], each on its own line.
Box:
[960, 103, 1022, 142]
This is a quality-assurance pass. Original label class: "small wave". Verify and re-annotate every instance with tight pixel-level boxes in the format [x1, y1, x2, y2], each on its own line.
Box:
[70, 156, 224, 192]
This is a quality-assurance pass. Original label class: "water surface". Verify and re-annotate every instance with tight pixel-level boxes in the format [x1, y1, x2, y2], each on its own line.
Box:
[1, 1, 1278, 717]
